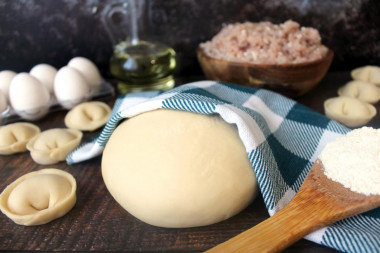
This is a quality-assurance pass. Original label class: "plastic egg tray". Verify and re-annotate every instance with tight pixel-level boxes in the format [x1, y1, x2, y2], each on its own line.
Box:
[0, 79, 115, 125]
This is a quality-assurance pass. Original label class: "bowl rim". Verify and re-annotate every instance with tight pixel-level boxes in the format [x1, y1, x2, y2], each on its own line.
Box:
[197, 46, 334, 69]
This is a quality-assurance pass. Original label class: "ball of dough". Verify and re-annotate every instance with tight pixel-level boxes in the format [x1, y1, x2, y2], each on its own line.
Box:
[102, 109, 258, 228]
[0, 168, 76, 226]
[324, 97, 376, 127]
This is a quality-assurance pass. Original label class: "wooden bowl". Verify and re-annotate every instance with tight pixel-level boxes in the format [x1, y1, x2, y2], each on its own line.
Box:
[197, 47, 334, 98]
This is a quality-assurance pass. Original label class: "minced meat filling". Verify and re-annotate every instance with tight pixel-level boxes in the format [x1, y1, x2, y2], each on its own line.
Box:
[200, 20, 328, 65]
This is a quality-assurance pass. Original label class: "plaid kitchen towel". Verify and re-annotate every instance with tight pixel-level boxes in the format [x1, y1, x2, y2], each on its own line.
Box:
[68, 80, 380, 252]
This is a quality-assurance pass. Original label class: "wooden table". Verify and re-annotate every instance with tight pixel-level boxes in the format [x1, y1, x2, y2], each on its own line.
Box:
[1, 72, 379, 252]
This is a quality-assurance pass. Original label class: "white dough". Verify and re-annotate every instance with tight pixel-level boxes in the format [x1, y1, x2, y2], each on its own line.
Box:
[102, 109, 258, 228]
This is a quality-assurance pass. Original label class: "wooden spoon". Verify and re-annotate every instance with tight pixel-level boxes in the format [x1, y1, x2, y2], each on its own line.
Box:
[206, 159, 380, 253]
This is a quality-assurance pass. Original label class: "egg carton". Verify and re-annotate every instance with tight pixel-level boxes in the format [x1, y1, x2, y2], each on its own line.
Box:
[0, 79, 115, 125]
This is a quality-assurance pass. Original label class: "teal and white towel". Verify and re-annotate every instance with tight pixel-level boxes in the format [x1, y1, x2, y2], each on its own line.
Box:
[68, 80, 380, 252]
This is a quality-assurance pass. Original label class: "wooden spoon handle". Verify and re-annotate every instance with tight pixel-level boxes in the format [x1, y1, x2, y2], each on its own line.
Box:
[206, 161, 341, 253]
[206, 160, 380, 252]
[206, 197, 323, 253]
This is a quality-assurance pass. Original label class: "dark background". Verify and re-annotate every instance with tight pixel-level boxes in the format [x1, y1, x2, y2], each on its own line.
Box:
[1, 2, 380, 252]
[1, 0, 380, 78]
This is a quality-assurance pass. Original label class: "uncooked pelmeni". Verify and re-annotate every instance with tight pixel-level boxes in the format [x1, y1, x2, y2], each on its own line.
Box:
[102, 109, 259, 228]
[26, 128, 82, 165]
[64, 101, 111, 131]
[351, 65, 380, 85]
[0, 168, 76, 225]
[324, 96, 376, 127]
[0, 122, 40, 155]
[338, 80, 380, 104]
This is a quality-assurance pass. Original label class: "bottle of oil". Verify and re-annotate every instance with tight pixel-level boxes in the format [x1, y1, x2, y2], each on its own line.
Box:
[110, 40, 176, 93]
[103, 0, 176, 94]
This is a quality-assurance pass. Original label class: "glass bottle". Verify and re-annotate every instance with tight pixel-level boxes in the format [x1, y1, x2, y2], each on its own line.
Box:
[102, 0, 176, 94]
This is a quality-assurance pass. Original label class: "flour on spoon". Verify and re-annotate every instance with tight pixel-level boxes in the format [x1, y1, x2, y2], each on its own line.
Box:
[320, 127, 380, 196]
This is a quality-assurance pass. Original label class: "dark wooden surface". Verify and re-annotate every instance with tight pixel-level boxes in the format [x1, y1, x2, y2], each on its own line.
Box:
[1, 72, 379, 252]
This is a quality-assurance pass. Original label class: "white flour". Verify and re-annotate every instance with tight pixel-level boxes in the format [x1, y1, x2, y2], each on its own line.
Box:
[319, 127, 380, 196]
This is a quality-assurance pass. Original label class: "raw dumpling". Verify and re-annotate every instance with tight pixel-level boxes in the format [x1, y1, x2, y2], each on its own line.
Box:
[0, 122, 40, 155]
[324, 96, 376, 127]
[102, 109, 259, 228]
[351, 65, 380, 85]
[0, 168, 76, 226]
[338, 80, 380, 104]
[26, 128, 82, 165]
[64, 101, 111, 131]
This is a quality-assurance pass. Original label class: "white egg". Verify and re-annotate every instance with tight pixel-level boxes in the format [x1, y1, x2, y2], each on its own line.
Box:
[0, 90, 7, 113]
[54, 66, 90, 109]
[9, 73, 51, 120]
[68, 57, 101, 87]
[30, 63, 57, 94]
[0, 70, 17, 102]
[0, 90, 7, 124]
